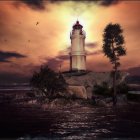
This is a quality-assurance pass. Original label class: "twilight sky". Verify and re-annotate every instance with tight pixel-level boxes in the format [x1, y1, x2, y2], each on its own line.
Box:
[0, 0, 140, 83]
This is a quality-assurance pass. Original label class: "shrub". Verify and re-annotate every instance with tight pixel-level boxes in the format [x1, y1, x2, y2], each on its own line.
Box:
[93, 81, 129, 97]
[93, 82, 111, 97]
[30, 65, 67, 98]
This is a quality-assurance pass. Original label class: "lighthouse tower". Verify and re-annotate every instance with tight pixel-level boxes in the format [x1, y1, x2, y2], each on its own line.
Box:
[70, 20, 86, 71]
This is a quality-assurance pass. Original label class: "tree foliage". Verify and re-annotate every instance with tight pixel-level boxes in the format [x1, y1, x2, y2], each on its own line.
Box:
[103, 23, 126, 66]
[30, 65, 67, 97]
[102, 23, 126, 105]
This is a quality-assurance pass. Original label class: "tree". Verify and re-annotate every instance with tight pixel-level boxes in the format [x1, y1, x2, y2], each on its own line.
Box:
[30, 65, 67, 98]
[102, 23, 126, 105]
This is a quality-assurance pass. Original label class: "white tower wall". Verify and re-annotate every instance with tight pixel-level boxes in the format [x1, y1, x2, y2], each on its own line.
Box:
[70, 21, 86, 71]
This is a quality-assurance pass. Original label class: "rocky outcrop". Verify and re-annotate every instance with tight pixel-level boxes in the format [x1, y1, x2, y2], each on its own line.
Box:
[64, 71, 128, 99]
[67, 85, 87, 99]
[95, 94, 128, 107]
[41, 98, 91, 109]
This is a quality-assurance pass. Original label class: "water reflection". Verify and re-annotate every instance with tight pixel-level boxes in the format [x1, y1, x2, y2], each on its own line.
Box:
[0, 104, 140, 139]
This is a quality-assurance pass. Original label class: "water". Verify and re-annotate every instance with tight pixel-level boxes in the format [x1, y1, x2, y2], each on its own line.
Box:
[0, 102, 140, 139]
[0, 84, 31, 91]
[0, 85, 140, 139]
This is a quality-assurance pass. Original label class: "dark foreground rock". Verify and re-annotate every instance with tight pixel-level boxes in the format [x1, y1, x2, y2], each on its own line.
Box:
[95, 94, 128, 107]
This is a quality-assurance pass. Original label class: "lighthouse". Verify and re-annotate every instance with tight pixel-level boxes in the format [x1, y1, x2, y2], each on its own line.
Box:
[70, 20, 86, 71]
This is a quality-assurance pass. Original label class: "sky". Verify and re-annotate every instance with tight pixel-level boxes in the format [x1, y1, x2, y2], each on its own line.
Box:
[0, 0, 140, 83]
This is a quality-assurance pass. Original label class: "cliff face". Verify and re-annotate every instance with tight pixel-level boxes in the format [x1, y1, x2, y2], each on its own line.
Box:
[64, 71, 127, 99]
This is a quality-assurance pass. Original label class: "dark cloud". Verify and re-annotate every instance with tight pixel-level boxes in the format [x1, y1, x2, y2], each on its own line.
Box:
[46, 52, 69, 70]
[57, 54, 69, 60]
[127, 66, 140, 76]
[19, 0, 46, 10]
[58, 47, 70, 54]
[87, 49, 102, 56]
[0, 51, 26, 63]
[98, 0, 119, 6]
[86, 42, 97, 49]
[46, 57, 63, 70]
[46, 49, 102, 70]
[50, 0, 119, 6]
[15, 0, 119, 10]
[69, 0, 119, 6]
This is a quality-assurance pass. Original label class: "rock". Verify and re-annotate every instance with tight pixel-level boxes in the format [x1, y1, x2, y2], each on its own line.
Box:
[41, 98, 89, 109]
[96, 100, 107, 107]
[116, 94, 128, 105]
[27, 99, 37, 104]
[42, 104, 49, 110]
[94, 95, 128, 107]
[104, 97, 112, 103]
[67, 85, 87, 99]
[64, 71, 128, 99]
[42, 98, 71, 109]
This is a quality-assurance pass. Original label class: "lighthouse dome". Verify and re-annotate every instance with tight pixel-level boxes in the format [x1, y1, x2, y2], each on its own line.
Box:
[73, 20, 83, 30]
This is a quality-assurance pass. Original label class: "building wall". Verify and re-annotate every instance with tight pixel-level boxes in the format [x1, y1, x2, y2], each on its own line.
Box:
[71, 55, 86, 70]
[70, 29, 86, 71]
